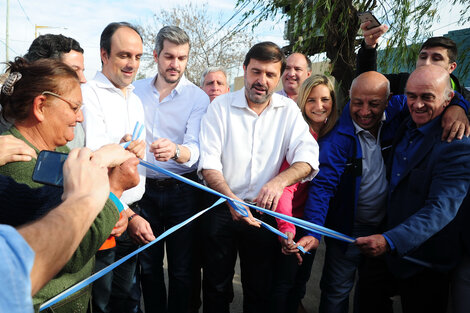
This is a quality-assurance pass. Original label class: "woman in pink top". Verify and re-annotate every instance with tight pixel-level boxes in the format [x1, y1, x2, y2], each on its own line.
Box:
[270, 75, 338, 313]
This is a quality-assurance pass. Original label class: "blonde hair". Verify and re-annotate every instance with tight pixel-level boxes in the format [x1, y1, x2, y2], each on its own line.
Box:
[297, 74, 338, 138]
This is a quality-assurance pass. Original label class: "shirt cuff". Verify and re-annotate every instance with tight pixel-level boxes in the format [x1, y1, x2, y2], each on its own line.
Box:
[108, 192, 125, 213]
[181, 143, 199, 168]
[383, 233, 396, 252]
[198, 156, 223, 177]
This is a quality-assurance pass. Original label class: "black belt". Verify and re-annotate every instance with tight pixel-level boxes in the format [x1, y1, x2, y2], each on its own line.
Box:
[146, 171, 198, 189]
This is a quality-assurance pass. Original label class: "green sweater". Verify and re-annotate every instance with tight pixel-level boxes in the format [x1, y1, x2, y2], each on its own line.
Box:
[1, 127, 120, 313]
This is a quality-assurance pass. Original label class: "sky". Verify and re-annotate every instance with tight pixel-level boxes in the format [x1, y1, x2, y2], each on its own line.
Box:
[0, 0, 288, 80]
[0, 0, 468, 82]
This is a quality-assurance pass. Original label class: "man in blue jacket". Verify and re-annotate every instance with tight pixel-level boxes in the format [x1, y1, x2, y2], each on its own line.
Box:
[297, 71, 405, 313]
[356, 65, 470, 313]
[288, 70, 470, 313]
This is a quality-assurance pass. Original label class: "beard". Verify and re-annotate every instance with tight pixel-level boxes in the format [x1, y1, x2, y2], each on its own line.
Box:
[159, 67, 183, 84]
[245, 82, 272, 104]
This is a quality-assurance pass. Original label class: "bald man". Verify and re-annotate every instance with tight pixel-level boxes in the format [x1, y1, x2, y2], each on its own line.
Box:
[290, 71, 405, 313]
[295, 69, 470, 313]
[355, 65, 470, 313]
[277, 53, 312, 101]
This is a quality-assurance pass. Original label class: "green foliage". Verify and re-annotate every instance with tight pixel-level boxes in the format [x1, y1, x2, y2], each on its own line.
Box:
[236, 0, 470, 101]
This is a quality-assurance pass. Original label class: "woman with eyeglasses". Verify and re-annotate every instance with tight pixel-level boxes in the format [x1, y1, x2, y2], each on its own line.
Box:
[0, 57, 138, 313]
[270, 74, 338, 313]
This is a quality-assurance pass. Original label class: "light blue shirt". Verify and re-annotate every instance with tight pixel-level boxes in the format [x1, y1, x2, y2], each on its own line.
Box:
[353, 117, 388, 226]
[276, 89, 288, 98]
[133, 75, 210, 178]
[0, 225, 34, 313]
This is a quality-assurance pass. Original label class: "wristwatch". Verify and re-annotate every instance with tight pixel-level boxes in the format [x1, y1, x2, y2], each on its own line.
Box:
[128, 213, 138, 222]
[172, 144, 180, 160]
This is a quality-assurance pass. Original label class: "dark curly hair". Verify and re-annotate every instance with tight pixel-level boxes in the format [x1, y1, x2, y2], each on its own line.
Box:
[23, 34, 84, 62]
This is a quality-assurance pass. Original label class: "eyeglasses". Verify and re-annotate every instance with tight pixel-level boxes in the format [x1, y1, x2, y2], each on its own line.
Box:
[42, 91, 82, 114]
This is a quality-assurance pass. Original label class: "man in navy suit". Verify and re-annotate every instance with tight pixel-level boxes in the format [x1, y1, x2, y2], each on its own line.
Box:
[356, 64, 470, 313]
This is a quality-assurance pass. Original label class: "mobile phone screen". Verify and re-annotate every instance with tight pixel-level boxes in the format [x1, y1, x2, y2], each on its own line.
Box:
[357, 11, 381, 30]
[32, 150, 68, 187]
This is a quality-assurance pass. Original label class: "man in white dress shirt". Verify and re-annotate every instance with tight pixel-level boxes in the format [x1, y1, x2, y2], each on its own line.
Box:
[81, 22, 155, 313]
[198, 41, 319, 313]
[133, 25, 210, 313]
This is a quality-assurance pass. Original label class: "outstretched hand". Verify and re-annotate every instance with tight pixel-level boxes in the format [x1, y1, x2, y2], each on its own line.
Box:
[128, 214, 156, 245]
[361, 21, 389, 48]
[441, 105, 470, 142]
[61, 148, 110, 210]
[227, 199, 261, 228]
[0, 135, 37, 166]
[355, 234, 389, 257]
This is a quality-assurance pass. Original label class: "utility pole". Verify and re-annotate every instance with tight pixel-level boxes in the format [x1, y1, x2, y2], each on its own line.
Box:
[6, 0, 10, 62]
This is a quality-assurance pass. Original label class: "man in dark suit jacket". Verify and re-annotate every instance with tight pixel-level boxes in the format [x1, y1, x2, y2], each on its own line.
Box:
[356, 64, 470, 313]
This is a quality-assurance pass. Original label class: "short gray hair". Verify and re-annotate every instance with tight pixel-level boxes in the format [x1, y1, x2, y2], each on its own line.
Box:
[443, 80, 453, 101]
[200, 67, 228, 87]
[154, 26, 190, 55]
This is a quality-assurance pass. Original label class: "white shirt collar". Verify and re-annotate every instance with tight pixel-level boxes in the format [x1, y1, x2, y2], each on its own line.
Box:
[151, 74, 190, 97]
[230, 88, 288, 110]
[93, 71, 135, 93]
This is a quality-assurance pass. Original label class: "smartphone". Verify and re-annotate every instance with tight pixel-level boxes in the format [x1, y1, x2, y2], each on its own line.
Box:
[357, 11, 381, 30]
[32, 150, 68, 187]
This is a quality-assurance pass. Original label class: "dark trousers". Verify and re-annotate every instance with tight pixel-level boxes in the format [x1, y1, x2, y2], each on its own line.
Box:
[202, 202, 278, 313]
[399, 269, 450, 313]
[269, 230, 316, 313]
[319, 224, 385, 313]
[354, 255, 394, 313]
[139, 180, 199, 313]
[92, 231, 139, 313]
[451, 256, 470, 313]
[190, 191, 215, 313]
[357, 255, 450, 313]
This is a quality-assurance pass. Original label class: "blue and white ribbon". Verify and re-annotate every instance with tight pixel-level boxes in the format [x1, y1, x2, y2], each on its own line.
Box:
[40, 159, 427, 310]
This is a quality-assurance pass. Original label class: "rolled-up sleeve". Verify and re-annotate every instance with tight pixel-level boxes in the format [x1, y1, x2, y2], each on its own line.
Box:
[182, 93, 210, 168]
[198, 100, 225, 177]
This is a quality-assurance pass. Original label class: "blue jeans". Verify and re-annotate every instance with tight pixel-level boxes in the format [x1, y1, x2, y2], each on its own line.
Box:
[319, 224, 380, 313]
[92, 230, 139, 313]
[139, 180, 199, 313]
